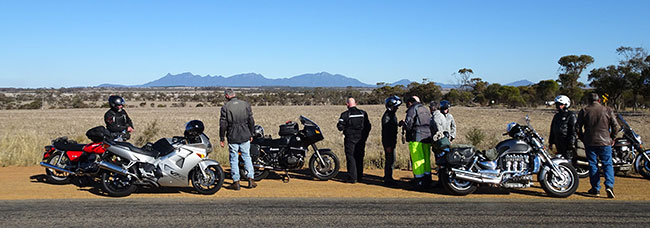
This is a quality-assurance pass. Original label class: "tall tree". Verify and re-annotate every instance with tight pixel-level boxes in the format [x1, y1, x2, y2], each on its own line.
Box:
[455, 68, 474, 91]
[616, 46, 649, 111]
[588, 65, 628, 110]
[557, 55, 594, 102]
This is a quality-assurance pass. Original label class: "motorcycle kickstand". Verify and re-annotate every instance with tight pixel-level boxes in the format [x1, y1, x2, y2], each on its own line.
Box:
[282, 170, 290, 183]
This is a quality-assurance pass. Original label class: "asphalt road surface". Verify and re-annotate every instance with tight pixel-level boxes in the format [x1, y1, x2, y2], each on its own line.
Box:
[2, 198, 649, 227]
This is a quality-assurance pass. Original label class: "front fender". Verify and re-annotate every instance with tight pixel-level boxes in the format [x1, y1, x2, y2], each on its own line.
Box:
[198, 159, 220, 171]
[538, 157, 571, 182]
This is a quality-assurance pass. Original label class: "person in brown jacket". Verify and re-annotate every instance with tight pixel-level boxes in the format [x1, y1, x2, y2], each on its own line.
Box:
[576, 93, 619, 198]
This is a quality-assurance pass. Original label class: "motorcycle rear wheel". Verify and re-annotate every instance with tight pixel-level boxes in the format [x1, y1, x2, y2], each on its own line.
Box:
[45, 153, 70, 184]
[191, 165, 225, 195]
[439, 168, 477, 196]
[574, 165, 589, 179]
[635, 150, 650, 179]
[539, 163, 579, 198]
[309, 150, 340, 180]
[101, 171, 136, 197]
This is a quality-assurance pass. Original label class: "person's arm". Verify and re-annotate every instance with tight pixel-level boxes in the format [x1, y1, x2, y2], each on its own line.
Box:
[449, 114, 456, 140]
[404, 107, 416, 131]
[567, 112, 577, 149]
[337, 112, 347, 132]
[362, 110, 371, 138]
[549, 115, 557, 147]
[247, 103, 255, 139]
[608, 109, 619, 141]
[219, 106, 228, 142]
[576, 109, 585, 142]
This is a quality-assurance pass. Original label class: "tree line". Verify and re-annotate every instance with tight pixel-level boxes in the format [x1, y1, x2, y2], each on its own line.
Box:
[1, 46, 648, 110]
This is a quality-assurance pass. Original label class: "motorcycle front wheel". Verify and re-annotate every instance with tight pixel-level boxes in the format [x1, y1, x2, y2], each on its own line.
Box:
[539, 163, 579, 198]
[101, 171, 136, 197]
[45, 153, 70, 184]
[635, 150, 650, 179]
[191, 165, 225, 195]
[439, 168, 477, 195]
[309, 150, 340, 180]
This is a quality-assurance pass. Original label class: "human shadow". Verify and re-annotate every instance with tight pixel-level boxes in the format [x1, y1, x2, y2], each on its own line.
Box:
[29, 174, 49, 183]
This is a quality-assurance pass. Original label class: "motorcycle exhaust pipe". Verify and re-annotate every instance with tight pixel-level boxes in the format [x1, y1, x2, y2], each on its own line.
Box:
[576, 160, 589, 166]
[451, 168, 501, 184]
[98, 161, 136, 178]
[40, 162, 76, 175]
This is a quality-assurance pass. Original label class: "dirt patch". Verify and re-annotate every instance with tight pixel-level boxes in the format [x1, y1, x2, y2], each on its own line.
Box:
[1, 166, 649, 201]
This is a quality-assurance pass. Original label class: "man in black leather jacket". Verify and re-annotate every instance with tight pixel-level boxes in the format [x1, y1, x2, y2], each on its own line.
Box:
[337, 97, 371, 183]
[549, 95, 577, 163]
[104, 95, 134, 141]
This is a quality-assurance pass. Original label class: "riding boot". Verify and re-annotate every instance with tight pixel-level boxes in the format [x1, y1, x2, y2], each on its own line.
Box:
[422, 174, 432, 188]
[228, 181, 241, 190]
[247, 178, 257, 189]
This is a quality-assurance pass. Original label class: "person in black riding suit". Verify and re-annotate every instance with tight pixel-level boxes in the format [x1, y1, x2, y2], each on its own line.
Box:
[337, 97, 371, 184]
[382, 96, 402, 186]
[104, 95, 134, 141]
[549, 95, 577, 164]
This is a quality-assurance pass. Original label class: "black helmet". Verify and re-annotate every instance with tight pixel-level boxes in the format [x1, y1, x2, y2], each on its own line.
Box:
[184, 120, 205, 137]
[439, 100, 451, 111]
[108, 95, 126, 110]
[253, 125, 264, 138]
[385, 95, 402, 111]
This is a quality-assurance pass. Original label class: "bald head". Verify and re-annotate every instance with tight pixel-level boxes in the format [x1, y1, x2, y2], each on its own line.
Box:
[346, 97, 357, 108]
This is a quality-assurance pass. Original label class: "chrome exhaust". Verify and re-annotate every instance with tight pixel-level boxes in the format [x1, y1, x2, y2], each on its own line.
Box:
[98, 161, 136, 178]
[451, 168, 501, 184]
[40, 162, 76, 175]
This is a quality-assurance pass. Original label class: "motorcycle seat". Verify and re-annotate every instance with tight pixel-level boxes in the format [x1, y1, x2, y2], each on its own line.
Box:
[53, 141, 86, 152]
[253, 137, 290, 147]
[113, 141, 160, 158]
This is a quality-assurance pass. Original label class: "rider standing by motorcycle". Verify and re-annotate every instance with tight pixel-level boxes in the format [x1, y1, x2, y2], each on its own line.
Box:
[402, 96, 433, 188]
[382, 96, 402, 186]
[220, 89, 257, 190]
[104, 95, 134, 141]
[577, 93, 619, 198]
[548, 95, 577, 164]
[337, 97, 371, 184]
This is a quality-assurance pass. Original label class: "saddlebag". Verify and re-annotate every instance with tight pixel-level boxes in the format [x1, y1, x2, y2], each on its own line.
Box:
[446, 146, 475, 166]
[278, 121, 299, 136]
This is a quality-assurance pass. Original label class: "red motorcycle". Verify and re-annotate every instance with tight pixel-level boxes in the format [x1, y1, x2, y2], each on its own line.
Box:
[40, 127, 110, 184]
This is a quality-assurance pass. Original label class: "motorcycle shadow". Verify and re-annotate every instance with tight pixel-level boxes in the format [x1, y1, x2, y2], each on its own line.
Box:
[29, 174, 49, 183]
[78, 185, 197, 197]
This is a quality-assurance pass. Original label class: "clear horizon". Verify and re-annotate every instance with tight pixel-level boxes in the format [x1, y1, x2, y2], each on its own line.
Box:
[1, 0, 649, 88]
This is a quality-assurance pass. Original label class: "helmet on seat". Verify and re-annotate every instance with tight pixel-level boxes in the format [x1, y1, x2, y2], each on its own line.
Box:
[108, 95, 126, 110]
[385, 95, 402, 111]
[184, 120, 205, 138]
[253, 125, 265, 138]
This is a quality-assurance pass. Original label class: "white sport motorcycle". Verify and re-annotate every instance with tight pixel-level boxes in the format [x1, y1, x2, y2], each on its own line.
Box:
[98, 120, 224, 197]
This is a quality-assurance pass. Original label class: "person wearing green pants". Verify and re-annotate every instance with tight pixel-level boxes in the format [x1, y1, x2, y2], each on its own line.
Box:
[402, 96, 433, 188]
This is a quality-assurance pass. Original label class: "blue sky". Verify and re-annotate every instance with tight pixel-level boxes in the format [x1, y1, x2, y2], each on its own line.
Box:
[1, 0, 649, 88]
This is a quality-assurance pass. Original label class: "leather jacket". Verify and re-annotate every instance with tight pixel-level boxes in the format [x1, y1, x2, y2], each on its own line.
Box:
[549, 109, 577, 148]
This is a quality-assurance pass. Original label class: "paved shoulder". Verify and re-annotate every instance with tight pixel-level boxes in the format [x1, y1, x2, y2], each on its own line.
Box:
[2, 198, 649, 227]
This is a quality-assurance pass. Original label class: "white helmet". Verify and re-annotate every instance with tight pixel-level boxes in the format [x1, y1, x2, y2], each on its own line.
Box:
[554, 95, 571, 108]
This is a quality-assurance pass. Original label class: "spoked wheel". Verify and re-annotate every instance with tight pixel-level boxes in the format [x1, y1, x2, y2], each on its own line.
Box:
[192, 165, 225, 195]
[635, 150, 650, 179]
[101, 171, 136, 197]
[45, 153, 70, 184]
[309, 150, 340, 180]
[439, 168, 477, 195]
[539, 163, 579, 198]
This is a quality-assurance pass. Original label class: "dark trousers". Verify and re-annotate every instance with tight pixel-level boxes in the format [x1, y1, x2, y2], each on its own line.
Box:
[384, 146, 395, 181]
[344, 136, 366, 182]
[556, 143, 576, 164]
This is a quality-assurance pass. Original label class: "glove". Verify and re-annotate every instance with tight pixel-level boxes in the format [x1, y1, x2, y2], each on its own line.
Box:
[398, 120, 405, 127]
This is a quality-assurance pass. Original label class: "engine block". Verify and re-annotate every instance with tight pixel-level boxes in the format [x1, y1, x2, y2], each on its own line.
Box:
[502, 154, 529, 172]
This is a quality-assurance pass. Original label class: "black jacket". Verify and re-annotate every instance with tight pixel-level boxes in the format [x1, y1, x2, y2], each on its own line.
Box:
[104, 109, 133, 134]
[381, 110, 398, 147]
[549, 109, 577, 148]
[337, 107, 371, 140]
[220, 98, 255, 144]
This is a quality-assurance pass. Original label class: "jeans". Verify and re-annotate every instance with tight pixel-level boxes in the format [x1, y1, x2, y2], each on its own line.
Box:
[229, 141, 254, 181]
[586, 145, 615, 191]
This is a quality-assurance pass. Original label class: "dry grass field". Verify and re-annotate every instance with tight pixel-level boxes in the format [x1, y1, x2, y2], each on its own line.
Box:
[1, 105, 649, 168]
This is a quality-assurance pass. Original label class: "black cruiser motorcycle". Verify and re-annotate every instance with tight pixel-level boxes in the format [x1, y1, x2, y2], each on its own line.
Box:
[573, 114, 650, 179]
[242, 116, 340, 182]
[437, 116, 579, 197]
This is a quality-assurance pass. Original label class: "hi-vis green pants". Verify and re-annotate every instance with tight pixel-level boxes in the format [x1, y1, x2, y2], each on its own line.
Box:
[408, 141, 431, 178]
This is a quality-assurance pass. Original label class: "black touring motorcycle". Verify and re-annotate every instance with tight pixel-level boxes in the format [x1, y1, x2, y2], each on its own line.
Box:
[239, 116, 340, 182]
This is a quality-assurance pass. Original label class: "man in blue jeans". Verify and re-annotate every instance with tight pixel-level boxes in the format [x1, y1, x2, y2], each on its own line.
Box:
[219, 89, 256, 190]
[576, 93, 619, 198]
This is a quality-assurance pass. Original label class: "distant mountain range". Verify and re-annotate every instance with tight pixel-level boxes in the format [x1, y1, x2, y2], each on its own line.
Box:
[98, 72, 535, 88]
